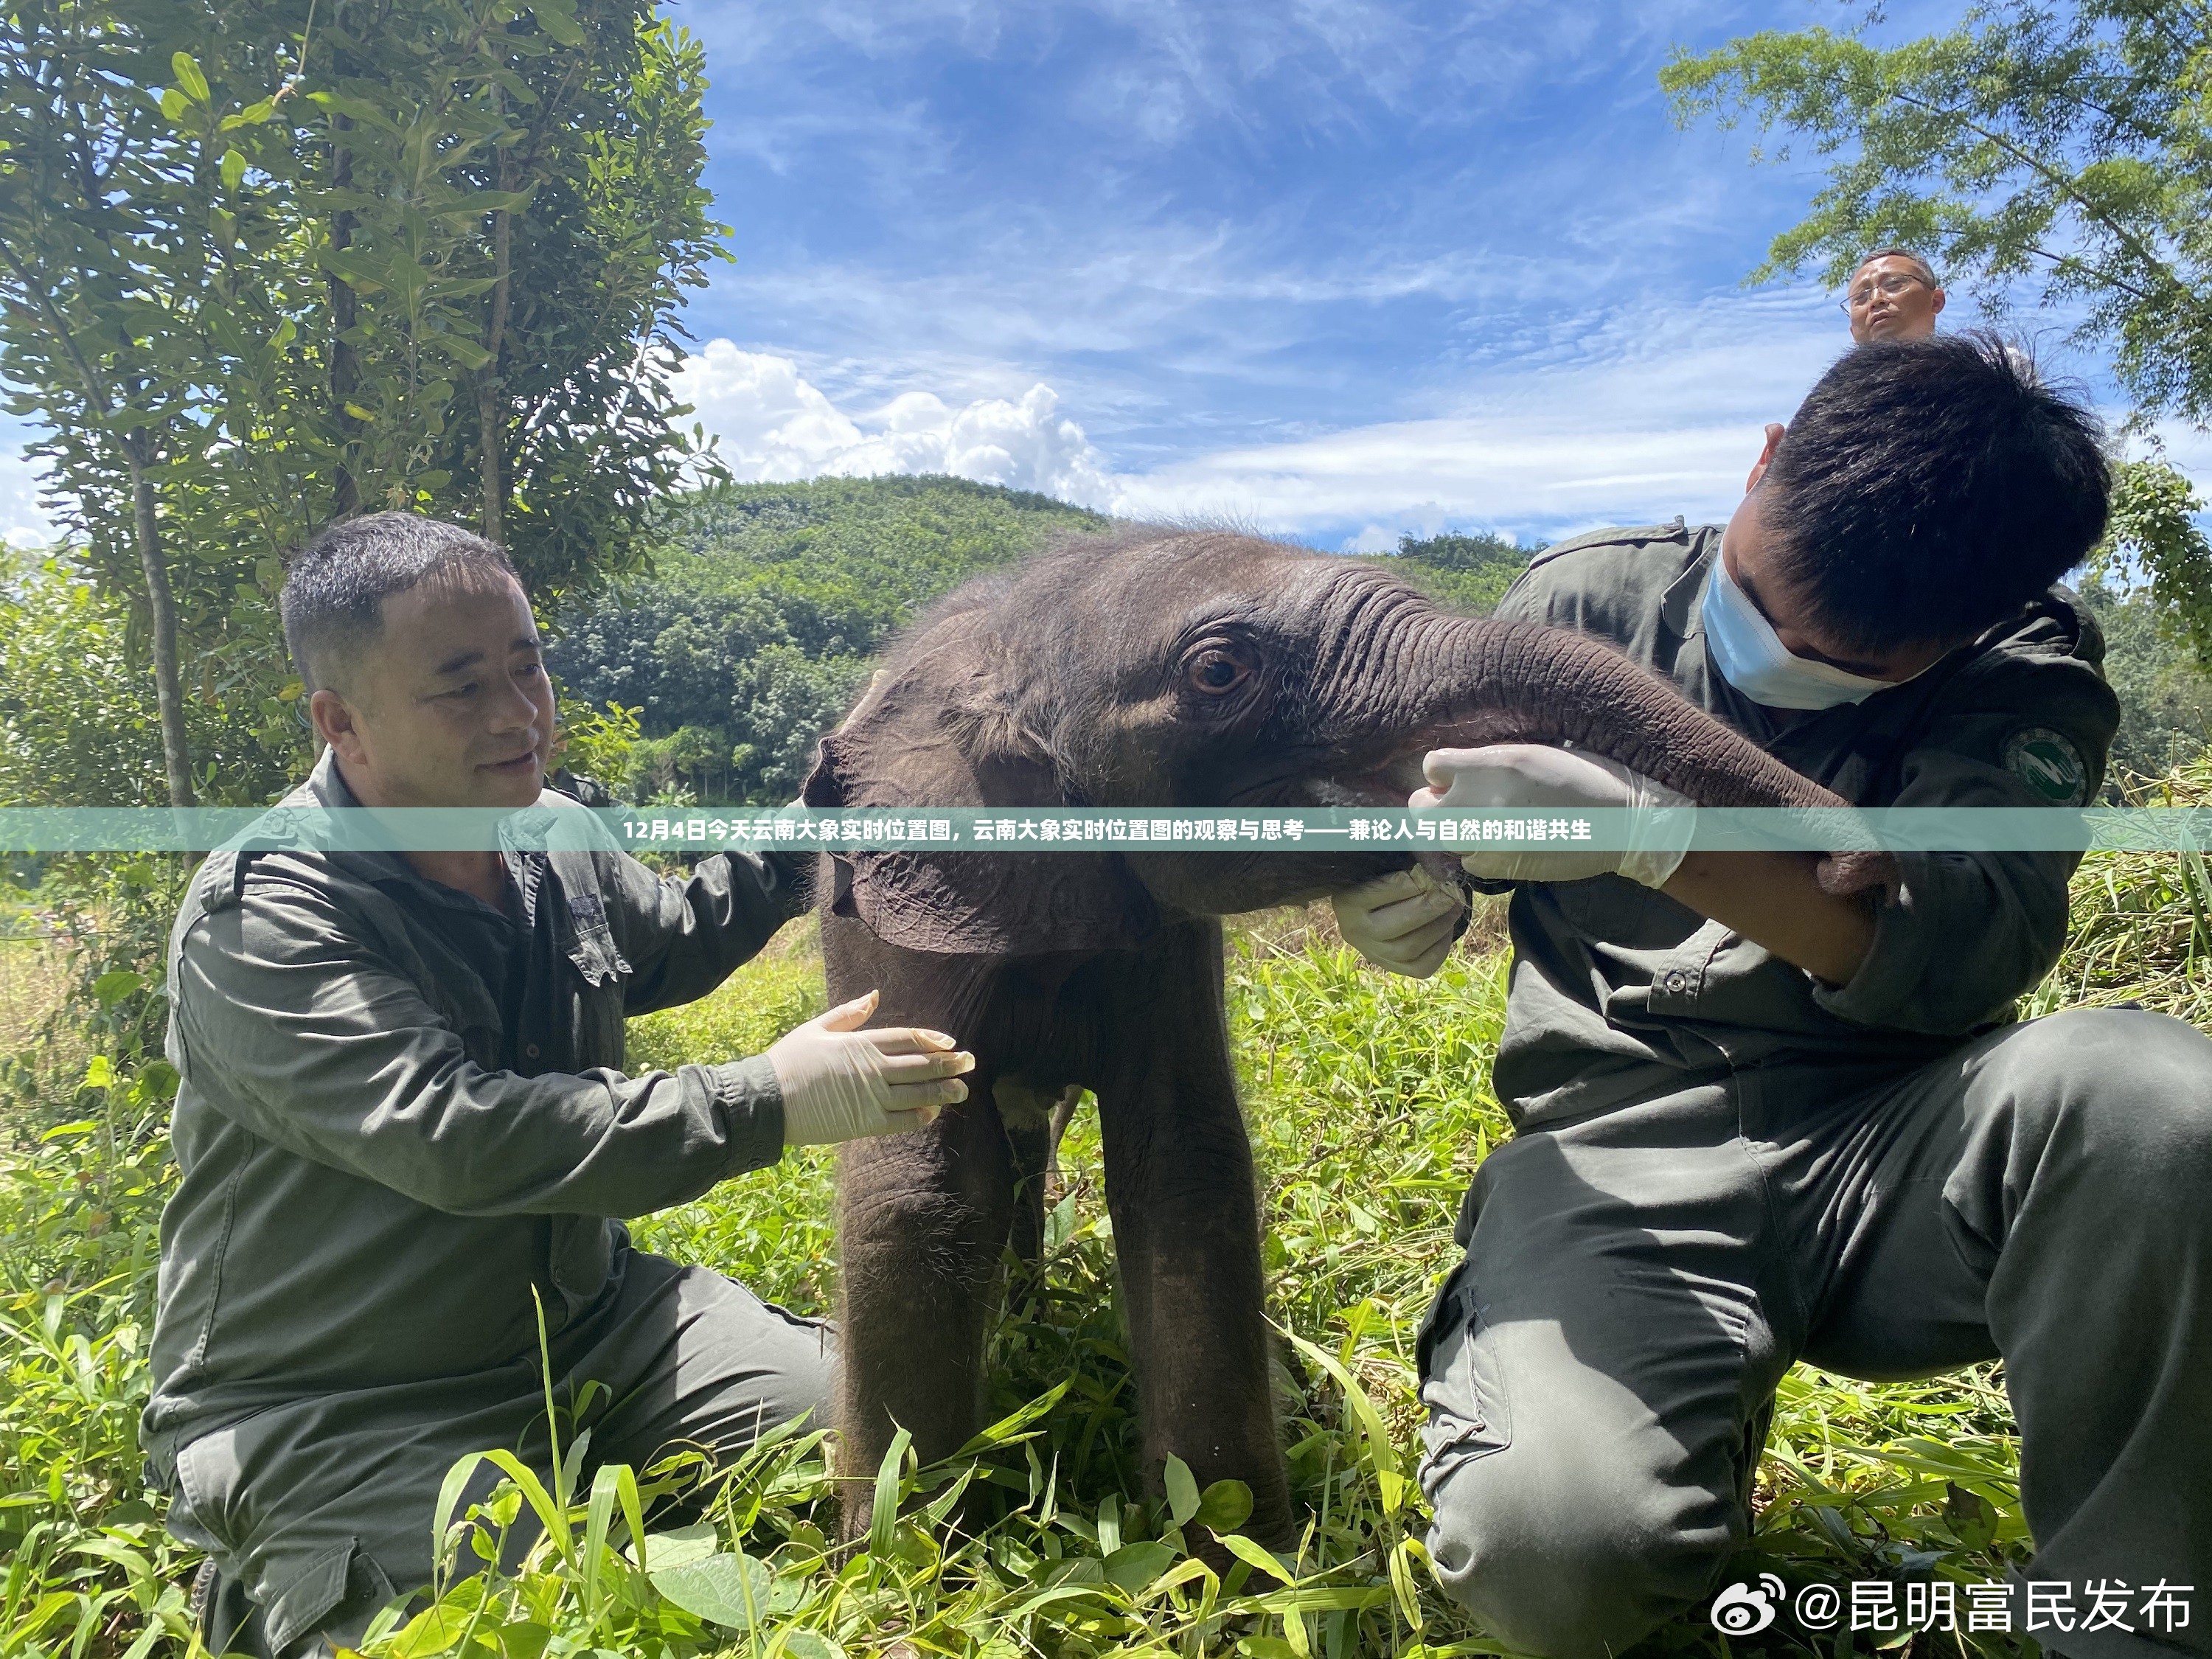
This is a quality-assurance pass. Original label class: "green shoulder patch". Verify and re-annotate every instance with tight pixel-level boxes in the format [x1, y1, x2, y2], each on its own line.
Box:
[2002, 727, 2090, 805]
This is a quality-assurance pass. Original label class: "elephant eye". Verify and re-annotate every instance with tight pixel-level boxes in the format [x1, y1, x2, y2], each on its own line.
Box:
[1184, 644, 1256, 697]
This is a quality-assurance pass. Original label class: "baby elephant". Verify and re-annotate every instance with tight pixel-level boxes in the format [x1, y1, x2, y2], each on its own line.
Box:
[803, 527, 1845, 1543]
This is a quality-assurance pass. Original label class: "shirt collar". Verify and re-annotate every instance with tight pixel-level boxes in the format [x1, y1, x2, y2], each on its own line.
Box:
[287, 747, 553, 913]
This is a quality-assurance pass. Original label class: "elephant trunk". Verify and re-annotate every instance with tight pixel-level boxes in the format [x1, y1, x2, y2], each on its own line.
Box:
[1371, 611, 1847, 810]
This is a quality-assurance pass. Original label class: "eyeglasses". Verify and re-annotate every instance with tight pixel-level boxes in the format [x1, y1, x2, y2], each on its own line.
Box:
[1841, 271, 1930, 311]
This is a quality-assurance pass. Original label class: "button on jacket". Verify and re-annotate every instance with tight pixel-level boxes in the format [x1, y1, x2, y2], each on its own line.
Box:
[142, 751, 810, 1473]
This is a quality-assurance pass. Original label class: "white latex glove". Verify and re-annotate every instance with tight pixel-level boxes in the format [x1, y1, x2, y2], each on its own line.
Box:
[1332, 863, 1467, 978]
[768, 990, 975, 1147]
[1414, 744, 1694, 888]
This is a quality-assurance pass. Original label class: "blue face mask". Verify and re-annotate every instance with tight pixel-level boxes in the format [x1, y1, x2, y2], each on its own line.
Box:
[1699, 552, 1910, 712]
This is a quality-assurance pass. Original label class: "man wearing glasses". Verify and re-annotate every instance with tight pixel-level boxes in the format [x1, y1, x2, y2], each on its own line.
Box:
[1846, 247, 1947, 343]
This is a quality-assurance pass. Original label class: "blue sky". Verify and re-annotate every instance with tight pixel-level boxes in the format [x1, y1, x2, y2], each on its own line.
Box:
[4, 0, 2195, 552]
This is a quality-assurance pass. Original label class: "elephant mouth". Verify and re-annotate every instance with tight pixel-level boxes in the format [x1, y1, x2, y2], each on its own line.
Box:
[1310, 710, 1537, 807]
[1308, 749, 1432, 808]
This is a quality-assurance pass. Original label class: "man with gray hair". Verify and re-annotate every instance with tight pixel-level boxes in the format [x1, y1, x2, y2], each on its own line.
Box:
[145, 513, 975, 1655]
[1845, 247, 1947, 343]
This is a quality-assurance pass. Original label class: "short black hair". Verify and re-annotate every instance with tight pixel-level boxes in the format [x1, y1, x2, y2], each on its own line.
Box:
[1759, 333, 2110, 653]
[279, 513, 519, 693]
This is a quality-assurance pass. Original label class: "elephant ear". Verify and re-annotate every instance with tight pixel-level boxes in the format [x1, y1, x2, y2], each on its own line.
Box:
[801, 679, 1159, 959]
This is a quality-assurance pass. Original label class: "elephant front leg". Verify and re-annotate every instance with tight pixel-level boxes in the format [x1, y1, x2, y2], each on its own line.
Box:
[834, 1096, 1016, 1534]
[1096, 922, 1295, 1547]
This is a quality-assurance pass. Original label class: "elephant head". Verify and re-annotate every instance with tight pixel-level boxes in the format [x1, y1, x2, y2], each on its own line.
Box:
[803, 528, 1853, 951]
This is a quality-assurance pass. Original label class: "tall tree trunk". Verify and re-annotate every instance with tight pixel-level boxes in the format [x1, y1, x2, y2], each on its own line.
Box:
[125, 434, 196, 808]
[328, 113, 363, 518]
[476, 143, 518, 543]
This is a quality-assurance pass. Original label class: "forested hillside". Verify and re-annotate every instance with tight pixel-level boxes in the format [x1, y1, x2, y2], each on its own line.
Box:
[541, 476, 1539, 804]
[543, 476, 1107, 803]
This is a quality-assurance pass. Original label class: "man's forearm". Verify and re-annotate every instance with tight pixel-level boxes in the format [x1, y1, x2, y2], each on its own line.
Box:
[1662, 850, 1875, 987]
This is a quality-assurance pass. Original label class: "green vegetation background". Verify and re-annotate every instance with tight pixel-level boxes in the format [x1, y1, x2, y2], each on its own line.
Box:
[4, 476, 2211, 1659]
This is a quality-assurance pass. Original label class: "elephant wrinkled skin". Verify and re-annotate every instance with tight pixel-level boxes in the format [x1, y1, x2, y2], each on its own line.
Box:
[801, 529, 1851, 1544]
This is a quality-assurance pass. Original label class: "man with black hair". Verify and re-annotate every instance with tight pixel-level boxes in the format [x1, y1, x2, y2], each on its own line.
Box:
[146, 514, 974, 1656]
[1338, 335, 2211, 1658]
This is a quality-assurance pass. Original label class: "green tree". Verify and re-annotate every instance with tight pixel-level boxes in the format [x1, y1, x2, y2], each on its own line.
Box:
[1663, 1, 2212, 667]
[546, 476, 1110, 803]
[1372, 529, 1534, 615]
[0, 0, 723, 806]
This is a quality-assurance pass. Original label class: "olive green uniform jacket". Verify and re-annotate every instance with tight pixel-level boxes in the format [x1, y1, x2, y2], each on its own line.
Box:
[143, 753, 820, 1652]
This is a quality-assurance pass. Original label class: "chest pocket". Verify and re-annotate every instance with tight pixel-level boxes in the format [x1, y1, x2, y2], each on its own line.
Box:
[549, 856, 631, 1073]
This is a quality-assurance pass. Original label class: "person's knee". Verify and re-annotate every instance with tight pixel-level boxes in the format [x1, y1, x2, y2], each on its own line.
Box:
[1425, 1464, 1725, 1658]
[2000, 1009, 2212, 1207]
[754, 1309, 835, 1435]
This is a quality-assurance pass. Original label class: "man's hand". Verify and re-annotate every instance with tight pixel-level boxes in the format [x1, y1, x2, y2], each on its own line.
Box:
[769, 990, 975, 1147]
[1332, 865, 1467, 978]
[1416, 744, 1693, 888]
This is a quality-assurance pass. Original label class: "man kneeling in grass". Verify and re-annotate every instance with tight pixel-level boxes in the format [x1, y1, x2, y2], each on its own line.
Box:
[143, 514, 975, 1657]
[1335, 335, 2211, 1659]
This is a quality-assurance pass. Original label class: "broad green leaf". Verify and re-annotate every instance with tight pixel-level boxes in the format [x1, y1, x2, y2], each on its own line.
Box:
[530, 0, 586, 46]
[649, 1551, 771, 1630]
[82, 1055, 117, 1090]
[1194, 1478, 1253, 1534]
[1162, 1454, 1201, 1528]
[635, 1523, 717, 1571]
[170, 53, 212, 104]
[92, 971, 145, 1006]
[389, 1602, 474, 1659]
[1043, 1186, 1078, 1251]
[435, 333, 495, 371]
[220, 150, 246, 191]
[220, 98, 276, 129]
[1103, 1540, 1176, 1594]
[774, 1632, 843, 1659]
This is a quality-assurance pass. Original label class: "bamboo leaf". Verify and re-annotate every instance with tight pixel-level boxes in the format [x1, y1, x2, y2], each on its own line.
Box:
[867, 1426, 912, 1559]
[1220, 1533, 1295, 1586]
[950, 1376, 1073, 1458]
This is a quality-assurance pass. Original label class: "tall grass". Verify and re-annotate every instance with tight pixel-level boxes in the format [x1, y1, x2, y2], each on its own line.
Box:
[4, 808, 2209, 1658]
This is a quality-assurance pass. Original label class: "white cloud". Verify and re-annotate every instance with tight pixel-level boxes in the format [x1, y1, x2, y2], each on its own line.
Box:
[677, 339, 1119, 505]
[0, 440, 55, 549]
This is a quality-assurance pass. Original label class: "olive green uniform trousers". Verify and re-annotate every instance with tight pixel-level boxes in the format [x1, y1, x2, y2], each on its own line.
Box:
[176, 1252, 832, 1657]
[1417, 1006, 2212, 1659]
